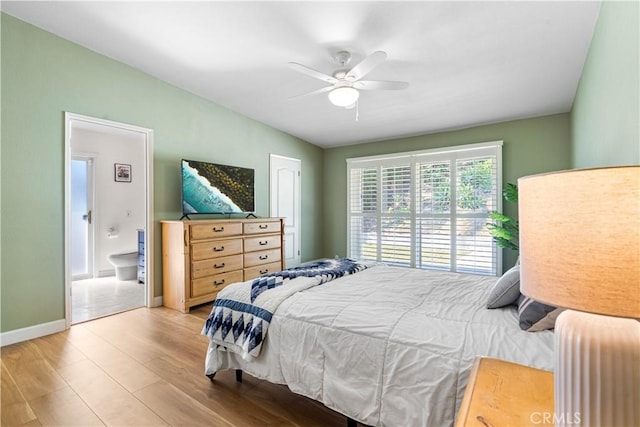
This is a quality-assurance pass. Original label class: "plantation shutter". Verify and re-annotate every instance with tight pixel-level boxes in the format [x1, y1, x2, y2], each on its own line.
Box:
[454, 154, 499, 274]
[380, 164, 412, 266]
[349, 167, 378, 261]
[415, 158, 452, 271]
[347, 141, 502, 276]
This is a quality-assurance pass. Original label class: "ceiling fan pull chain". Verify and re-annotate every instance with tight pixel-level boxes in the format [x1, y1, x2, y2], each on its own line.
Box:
[356, 100, 359, 122]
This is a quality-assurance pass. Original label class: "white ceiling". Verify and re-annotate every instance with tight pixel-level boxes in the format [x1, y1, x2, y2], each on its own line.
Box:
[2, 1, 601, 148]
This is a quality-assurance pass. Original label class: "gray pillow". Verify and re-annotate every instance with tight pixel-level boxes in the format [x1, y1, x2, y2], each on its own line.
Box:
[517, 294, 564, 332]
[486, 265, 521, 309]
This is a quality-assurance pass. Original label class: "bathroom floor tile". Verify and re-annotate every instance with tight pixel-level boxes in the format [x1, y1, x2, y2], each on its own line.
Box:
[72, 277, 145, 324]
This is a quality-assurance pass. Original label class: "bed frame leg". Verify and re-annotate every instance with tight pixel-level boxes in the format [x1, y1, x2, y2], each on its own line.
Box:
[207, 371, 241, 383]
[347, 417, 357, 427]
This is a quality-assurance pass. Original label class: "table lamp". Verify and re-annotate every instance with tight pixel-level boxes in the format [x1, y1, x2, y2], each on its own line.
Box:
[518, 166, 639, 426]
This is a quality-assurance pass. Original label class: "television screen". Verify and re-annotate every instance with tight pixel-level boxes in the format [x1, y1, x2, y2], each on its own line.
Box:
[181, 159, 255, 214]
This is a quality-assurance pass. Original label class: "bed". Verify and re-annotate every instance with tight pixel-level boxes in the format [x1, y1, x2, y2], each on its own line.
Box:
[202, 259, 555, 427]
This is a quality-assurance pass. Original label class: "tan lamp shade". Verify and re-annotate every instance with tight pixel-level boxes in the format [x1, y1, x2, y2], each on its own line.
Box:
[518, 166, 640, 318]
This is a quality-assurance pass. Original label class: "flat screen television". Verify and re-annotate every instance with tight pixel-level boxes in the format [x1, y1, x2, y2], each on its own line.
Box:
[181, 159, 255, 215]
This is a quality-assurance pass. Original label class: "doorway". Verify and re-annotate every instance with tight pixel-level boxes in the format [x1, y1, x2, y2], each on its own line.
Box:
[64, 113, 154, 326]
[270, 154, 301, 267]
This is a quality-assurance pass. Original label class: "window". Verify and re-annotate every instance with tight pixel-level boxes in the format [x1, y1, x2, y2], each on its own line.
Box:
[348, 141, 502, 276]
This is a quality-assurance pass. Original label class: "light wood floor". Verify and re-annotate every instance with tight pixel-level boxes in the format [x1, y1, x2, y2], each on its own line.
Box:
[1, 304, 348, 426]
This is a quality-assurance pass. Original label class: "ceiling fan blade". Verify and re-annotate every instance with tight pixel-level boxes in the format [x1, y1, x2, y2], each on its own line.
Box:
[288, 85, 334, 100]
[354, 80, 409, 90]
[288, 62, 338, 84]
[346, 51, 387, 81]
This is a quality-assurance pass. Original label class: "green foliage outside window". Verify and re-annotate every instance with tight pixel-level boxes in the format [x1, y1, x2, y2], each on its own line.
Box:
[457, 159, 494, 211]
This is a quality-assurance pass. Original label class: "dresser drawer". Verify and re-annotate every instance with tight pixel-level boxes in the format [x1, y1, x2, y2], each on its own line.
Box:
[244, 261, 282, 281]
[244, 248, 281, 268]
[190, 222, 242, 240]
[192, 254, 243, 279]
[191, 270, 243, 298]
[191, 238, 243, 261]
[244, 234, 281, 253]
[243, 221, 281, 235]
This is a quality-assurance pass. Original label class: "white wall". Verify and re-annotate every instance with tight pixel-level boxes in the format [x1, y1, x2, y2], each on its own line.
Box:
[72, 128, 145, 275]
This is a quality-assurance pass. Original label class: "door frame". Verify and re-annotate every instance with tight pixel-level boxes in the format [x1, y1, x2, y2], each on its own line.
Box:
[70, 154, 96, 281]
[269, 154, 302, 267]
[64, 112, 155, 329]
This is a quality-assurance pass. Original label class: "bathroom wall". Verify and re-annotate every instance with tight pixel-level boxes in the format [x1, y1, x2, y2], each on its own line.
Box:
[72, 127, 146, 275]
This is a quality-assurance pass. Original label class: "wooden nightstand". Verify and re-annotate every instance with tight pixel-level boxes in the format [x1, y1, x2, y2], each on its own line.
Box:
[456, 357, 554, 427]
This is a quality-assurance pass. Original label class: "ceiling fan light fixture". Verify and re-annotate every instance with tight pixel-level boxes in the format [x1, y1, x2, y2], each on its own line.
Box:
[328, 86, 359, 107]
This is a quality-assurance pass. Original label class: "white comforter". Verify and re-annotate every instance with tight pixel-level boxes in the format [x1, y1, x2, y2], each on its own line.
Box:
[205, 264, 555, 427]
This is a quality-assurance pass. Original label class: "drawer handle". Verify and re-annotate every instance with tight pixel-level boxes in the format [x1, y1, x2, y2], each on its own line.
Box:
[259, 255, 268, 260]
[214, 262, 226, 268]
[258, 224, 268, 229]
[259, 269, 269, 274]
[213, 226, 224, 232]
[259, 240, 268, 246]
[214, 279, 225, 286]
[213, 246, 225, 252]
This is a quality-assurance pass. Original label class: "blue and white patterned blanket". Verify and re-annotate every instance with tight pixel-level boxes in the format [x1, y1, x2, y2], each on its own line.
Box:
[201, 258, 371, 359]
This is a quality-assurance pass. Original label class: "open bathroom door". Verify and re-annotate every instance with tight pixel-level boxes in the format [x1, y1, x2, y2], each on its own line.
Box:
[71, 156, 95, 281]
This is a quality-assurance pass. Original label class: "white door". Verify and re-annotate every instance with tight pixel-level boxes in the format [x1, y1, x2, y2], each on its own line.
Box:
[71, 156, 95, 280]
[270, 154, 301, 267]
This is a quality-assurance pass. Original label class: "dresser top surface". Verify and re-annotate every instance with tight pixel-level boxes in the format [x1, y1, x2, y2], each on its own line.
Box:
[161, 217, 284, 224]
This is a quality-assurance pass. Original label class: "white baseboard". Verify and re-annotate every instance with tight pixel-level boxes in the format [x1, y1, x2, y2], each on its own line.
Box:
[97, 268, 116, 278]
[0, 319, 66, 347]
[1, 298, 163, 347]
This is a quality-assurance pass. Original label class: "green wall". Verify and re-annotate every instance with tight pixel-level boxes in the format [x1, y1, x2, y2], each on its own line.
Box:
[571, 1, 639, 167]
[0, 14, 324, 332]
[323, 113, 572, 270]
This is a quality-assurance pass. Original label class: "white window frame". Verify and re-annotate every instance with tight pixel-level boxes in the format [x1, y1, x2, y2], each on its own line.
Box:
[347, 141, 503, 276]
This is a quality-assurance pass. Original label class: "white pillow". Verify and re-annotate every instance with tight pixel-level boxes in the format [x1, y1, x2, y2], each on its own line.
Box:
[486, 265, 521, 309]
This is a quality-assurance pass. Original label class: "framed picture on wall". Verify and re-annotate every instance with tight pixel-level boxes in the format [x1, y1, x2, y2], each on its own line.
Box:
[114, 163, 131, 182]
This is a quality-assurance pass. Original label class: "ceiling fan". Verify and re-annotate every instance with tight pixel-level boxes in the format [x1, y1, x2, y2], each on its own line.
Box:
[288, 51, 409, 108]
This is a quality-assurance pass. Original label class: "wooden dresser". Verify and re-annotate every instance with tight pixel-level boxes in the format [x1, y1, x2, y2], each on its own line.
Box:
[161, 218, 285, 313]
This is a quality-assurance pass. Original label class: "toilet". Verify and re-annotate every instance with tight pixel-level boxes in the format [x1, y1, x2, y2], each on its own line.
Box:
[107, 251, 138, 281]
